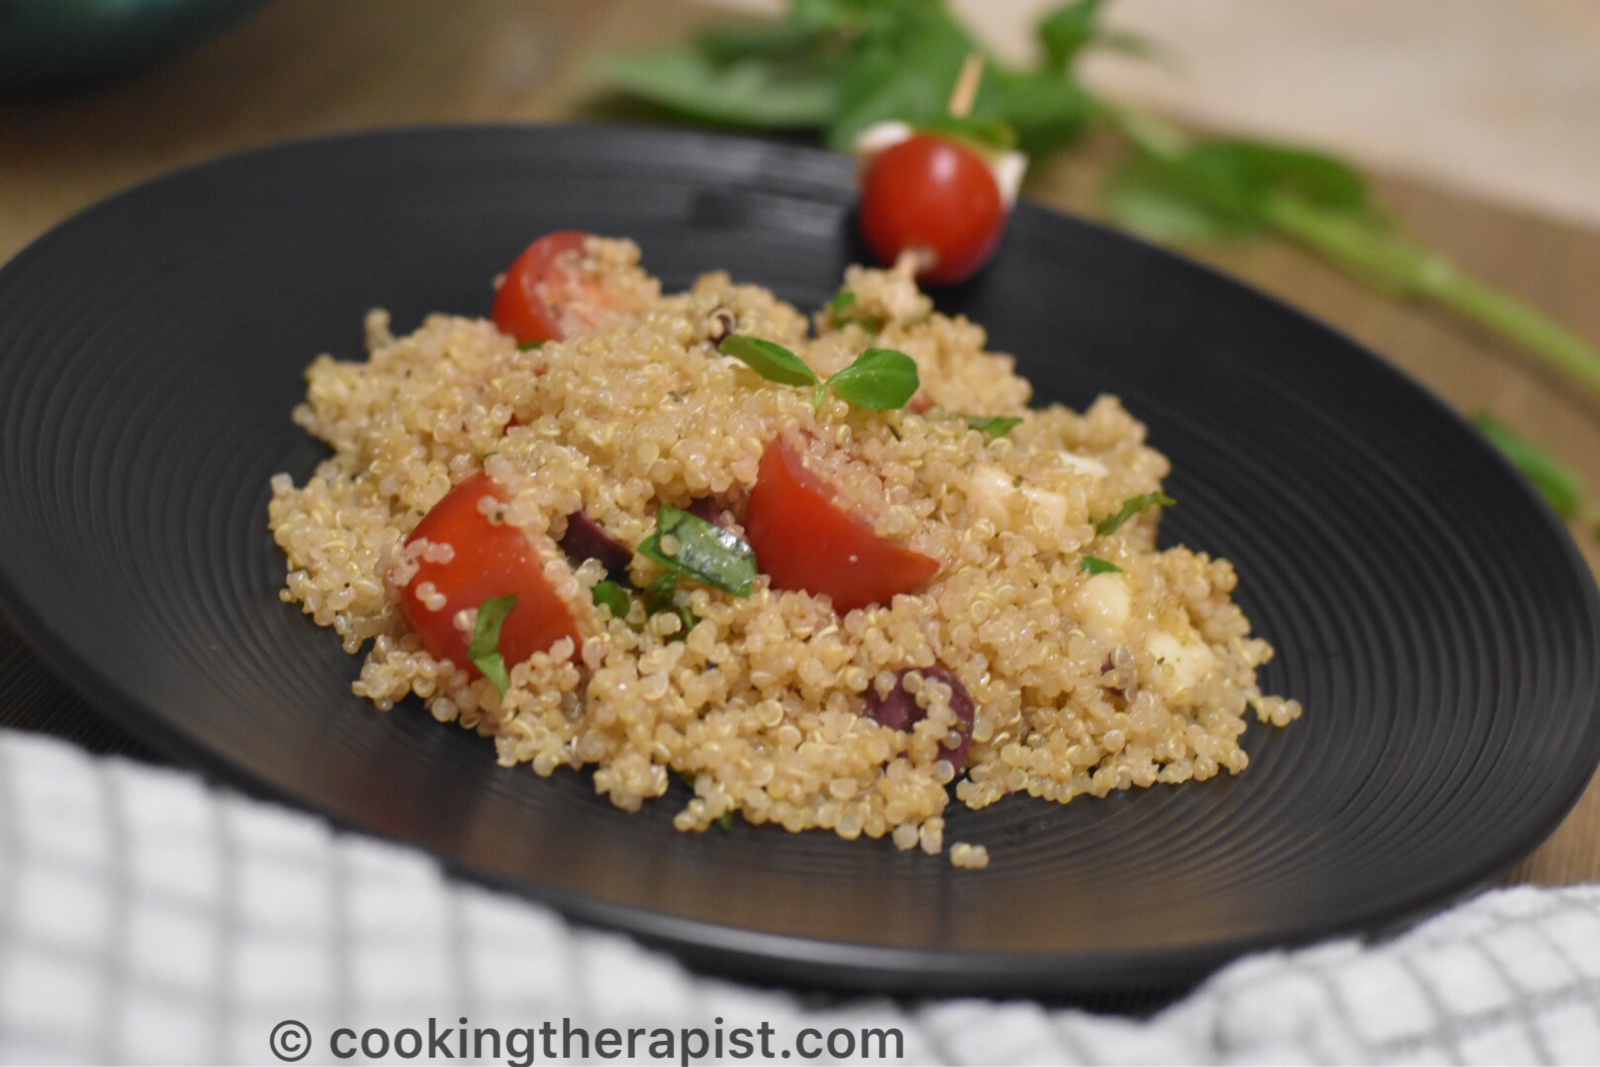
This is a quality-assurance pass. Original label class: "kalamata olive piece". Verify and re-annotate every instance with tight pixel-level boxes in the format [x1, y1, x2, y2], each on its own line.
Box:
[557, 509, 632, 581]
[866, 664, 976, 773]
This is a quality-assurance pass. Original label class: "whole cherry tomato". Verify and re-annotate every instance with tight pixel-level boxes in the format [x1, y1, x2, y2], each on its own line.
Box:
[857, 133, 1006, 285]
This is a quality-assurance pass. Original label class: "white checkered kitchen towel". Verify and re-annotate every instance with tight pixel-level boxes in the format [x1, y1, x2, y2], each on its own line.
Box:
[3, 727, 1599, 1066]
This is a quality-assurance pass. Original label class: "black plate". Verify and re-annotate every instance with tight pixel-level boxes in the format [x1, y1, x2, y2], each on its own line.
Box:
[1, 125, 1597, 996]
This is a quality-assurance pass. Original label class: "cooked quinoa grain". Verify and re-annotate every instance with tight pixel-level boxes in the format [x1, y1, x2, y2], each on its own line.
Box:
[268, 237, 1301, 860]
[950, 842, 990, 870]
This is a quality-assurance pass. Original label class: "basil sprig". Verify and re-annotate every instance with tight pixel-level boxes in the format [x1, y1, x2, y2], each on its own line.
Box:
[1082, 555, 1122, 575]
[718, 334, 919, 411]
[1094, 492, 1175, 536]
[638, 504, 757, 597]
[469, 594, 519, 694]
[594, 2, 1099, 156]
[963, 414, 1023, 438]
[1473, 414, 1590, 521]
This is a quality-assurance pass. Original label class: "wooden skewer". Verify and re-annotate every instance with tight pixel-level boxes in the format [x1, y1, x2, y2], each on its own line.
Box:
[947, 52, 985, 119]
[894, 247, 933, 278]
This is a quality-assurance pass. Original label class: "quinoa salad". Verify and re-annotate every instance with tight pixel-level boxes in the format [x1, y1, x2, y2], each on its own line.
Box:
[268, 233, 1302, 868]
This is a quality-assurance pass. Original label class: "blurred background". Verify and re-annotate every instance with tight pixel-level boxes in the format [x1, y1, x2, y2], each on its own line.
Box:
[5, 1, 1600, 233]
[728, 0, 1600, 227]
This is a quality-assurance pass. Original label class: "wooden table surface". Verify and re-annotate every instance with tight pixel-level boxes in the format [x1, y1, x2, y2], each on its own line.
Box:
[3, 0, 1599, 887]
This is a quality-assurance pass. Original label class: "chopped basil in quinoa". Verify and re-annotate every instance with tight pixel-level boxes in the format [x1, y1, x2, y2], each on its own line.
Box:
[1095, 492, 1176, 536]
[468, 594, 519, 694]
[963, 414, 1023, 438]
[638, 504, 756, 597]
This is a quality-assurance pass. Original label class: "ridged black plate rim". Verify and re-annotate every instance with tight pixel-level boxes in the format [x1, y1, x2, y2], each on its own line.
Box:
[0, 123, 1596, 997]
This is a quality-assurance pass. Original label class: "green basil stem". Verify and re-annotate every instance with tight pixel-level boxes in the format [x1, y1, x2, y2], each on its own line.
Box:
[1265, 198, 1600, 397]
[1105, 102, 1600, 400]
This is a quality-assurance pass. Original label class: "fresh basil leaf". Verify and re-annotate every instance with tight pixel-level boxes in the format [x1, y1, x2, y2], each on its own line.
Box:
[1095, 492, 1176, 536]
[592, 580, 632, 618]
[844, 0, 948, 32]
[644, 570, 676, 601]
[962, 414, 1023, 438]
[1035, 0, 1156, 71]
[1202, 140, 1372, 217]
[697, 22, 833, 64]
[719, 335, 820, 387]
[717, 812, 735, 831]
[827, 11, 973, 150]
[469, 594, 519, 694]
[1082, 555, 1122, 575]
[1105, 138, 1376, 242]
[518, 341, 545, 350]
[825, 348, 921, 409]
[828, 288, 856, 326]
[1038, 0, 1104, 71]
[793, 0, 940, 32]
[970, 65, 1093, 157]
[639, 505, 757, 597]
[1473, 415, 1584, 518]
[1103, 151, 1264, 240]
[789, 0, 855, 29]
[591, 48, 841, 128]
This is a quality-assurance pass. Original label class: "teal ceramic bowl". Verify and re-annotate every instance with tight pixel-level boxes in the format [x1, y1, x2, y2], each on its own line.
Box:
[0, 0, 269, 92]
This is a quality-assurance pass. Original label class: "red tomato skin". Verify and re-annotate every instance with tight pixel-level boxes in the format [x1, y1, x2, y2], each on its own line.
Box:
[858, 134, 1006, 285]
[397, 471, 581, 677]
[491, 230, 590, 345]
[745, 440, 940, 614]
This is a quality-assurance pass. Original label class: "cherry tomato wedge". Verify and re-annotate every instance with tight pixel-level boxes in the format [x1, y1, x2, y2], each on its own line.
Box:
[397, 470, 580, 677]
[858, 133, 1005, 285]
[491, 230, 614, 345]
[745, 439, 939, 613]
